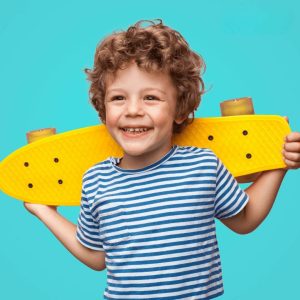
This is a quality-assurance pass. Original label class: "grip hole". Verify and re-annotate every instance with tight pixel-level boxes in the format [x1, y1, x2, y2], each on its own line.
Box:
[246, 153, 252, 159]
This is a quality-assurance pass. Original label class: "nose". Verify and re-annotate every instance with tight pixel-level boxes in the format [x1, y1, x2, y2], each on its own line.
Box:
[125, 98, 144, 117]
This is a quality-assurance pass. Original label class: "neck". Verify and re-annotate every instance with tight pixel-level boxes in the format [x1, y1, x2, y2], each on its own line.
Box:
[118, 145, 173, 170]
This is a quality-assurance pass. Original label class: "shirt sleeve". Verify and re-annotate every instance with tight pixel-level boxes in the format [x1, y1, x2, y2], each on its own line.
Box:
[76, 186, 104, 251]
[214, 157, 249, 219]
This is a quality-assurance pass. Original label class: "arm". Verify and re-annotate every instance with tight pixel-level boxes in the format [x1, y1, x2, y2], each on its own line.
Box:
[221, 169, 286, 234]
[222, 129, 300, 234]
[24, 203, 106, 271]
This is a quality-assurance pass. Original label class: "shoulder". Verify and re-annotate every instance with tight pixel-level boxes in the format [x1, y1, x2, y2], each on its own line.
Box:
[175, 146, 219, 162]
[170, 146, 219, 173]
[82, 158, 113, 187]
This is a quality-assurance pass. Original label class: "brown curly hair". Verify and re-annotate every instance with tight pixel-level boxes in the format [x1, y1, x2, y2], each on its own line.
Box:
[85, 19, 205, 133]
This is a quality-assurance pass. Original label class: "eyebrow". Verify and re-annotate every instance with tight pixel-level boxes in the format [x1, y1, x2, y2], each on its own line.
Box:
[106, 87, 167, 95]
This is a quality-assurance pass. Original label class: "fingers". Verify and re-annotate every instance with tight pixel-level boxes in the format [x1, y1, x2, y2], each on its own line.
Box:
[282, 145, 300, 169]
[285, 132, 300, 142]
[282, 150, 300, 162]
[283, 141, 300, 152]
[283, 157, 300, 169]
[282, 131, 300, 170]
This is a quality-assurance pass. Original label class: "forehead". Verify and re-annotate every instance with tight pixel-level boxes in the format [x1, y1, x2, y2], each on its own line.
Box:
[105, 63, 176, 95]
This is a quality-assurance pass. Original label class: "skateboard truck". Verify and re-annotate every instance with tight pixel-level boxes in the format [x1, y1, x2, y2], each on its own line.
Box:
[220, 97, 261, 183]
[220, 97, 254, 116]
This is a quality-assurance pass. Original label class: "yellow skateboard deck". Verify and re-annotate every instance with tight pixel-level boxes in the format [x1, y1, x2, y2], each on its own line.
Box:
[0, 115, 290, 206]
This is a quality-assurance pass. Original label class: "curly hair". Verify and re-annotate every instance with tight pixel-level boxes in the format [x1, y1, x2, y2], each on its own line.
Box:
[85, 19, 205, 133]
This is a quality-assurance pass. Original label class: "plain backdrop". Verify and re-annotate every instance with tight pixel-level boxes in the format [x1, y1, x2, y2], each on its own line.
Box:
[0, 0, 299, 299]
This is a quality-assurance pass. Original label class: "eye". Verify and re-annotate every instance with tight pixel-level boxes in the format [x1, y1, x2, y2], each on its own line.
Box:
[111, 95, 125, 101]
[144, 95, 160, 101]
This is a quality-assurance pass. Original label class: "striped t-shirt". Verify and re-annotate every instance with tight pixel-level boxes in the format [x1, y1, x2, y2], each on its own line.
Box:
[76, 145, 249, 300]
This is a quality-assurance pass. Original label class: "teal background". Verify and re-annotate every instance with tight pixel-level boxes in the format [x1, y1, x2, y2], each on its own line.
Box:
[0, 0, 299, 299]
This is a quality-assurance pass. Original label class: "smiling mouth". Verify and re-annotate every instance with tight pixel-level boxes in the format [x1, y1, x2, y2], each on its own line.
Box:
[121, 127, 150, 132]
[121, 127, 150, 133]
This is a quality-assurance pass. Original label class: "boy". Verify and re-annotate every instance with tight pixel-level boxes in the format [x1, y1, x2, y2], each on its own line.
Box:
[25, 20, 300, 299]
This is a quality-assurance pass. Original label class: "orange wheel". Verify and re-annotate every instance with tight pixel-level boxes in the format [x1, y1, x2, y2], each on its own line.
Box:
[26, 128, 56, 144]
[220, 97, 254, 116]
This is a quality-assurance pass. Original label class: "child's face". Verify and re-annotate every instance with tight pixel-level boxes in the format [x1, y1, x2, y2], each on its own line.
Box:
[104, 62, 182, 167]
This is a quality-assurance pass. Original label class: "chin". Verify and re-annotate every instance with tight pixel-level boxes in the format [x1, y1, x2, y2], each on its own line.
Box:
[122, 147, 148, 157]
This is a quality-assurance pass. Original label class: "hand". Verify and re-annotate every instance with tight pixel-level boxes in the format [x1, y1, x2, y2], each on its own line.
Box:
[24, 202, 57, 218]
[282, 117, 300, 170]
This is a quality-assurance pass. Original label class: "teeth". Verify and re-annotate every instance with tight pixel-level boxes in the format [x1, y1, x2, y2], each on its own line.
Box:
[123, 128, 149, 132]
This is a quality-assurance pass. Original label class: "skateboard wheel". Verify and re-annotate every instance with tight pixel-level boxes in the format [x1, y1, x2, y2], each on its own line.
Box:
[26, 128, 56, 144]
[220, 97, 254, 116]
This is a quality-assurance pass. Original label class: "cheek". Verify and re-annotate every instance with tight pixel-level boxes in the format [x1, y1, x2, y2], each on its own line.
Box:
[104, 106, 119, 128]
[153, 111, 175, 133]
[159, 105, 176, 122]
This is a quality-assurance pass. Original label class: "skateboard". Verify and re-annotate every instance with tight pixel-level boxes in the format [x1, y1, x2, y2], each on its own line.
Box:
[0, 98, 291, 206]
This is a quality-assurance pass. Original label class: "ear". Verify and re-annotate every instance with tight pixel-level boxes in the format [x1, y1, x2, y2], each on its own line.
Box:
[174, 116, 186, 125]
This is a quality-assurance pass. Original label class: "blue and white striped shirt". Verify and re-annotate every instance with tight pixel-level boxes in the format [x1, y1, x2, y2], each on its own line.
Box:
[76, 146, 249, 299]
